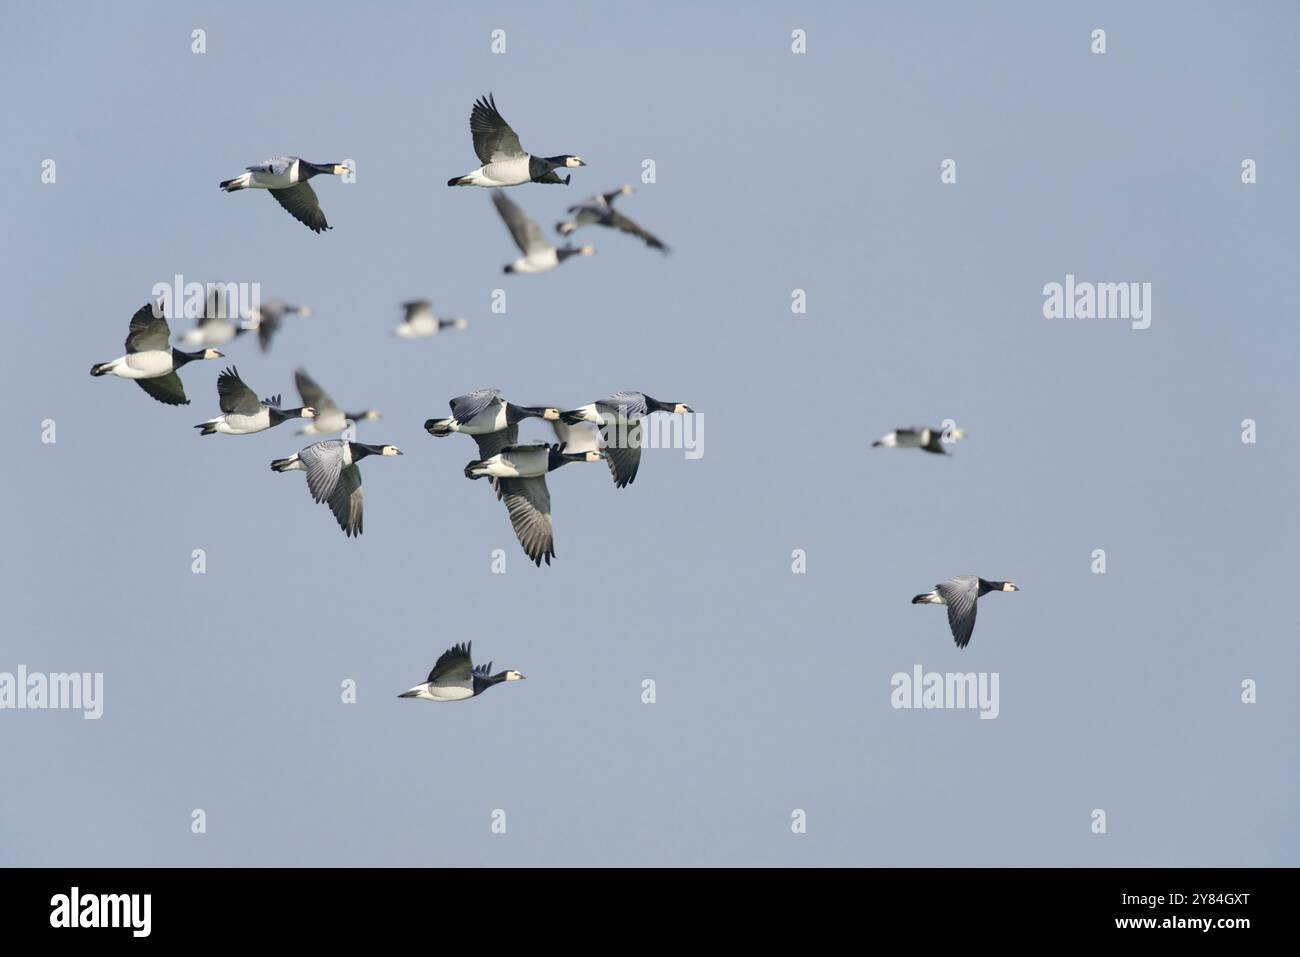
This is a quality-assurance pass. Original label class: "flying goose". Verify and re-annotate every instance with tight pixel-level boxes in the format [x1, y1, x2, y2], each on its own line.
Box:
[90, 303, 223, 406]
[556, 185, 669, 253]
[177, 287, 248, 348]
[398, 642, 524, 702]
[447, 93, 585, 188]
[195, 367, 315, 435]
[559, 392, 693, 488]
[271, 440, 402, 537]
[912, 576, 1019, 649]
[425, 388, 561, 460]
[492, 191, 593, 274]
[241, 300, 310, 353]
[219, 156, 350, 233]
[294, 368, 380, 436]
[873, 426, 965, 455]
[465, 442, 603, 566]
[393, 301, 469, 339]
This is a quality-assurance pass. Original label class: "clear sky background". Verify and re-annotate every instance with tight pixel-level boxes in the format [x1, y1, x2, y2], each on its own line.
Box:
[2, 1, 1297, 866]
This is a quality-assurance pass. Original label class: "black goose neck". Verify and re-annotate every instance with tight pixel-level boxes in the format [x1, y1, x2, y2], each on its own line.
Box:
[506, 404, 545, 424]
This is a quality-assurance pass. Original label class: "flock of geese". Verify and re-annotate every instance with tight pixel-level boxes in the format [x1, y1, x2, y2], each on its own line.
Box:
[88, 92, 1015, 709]
[87, 93, 702, 697]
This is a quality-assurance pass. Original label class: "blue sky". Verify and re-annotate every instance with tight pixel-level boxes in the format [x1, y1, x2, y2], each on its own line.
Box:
[1, 1, 1297, 866]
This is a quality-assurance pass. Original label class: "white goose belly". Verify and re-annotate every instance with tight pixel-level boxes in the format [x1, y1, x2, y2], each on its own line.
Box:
[477, 157, 533, 186]
[428, 681, 475, 701]
[215, 410, 270, 434]
[248, 162, 297, 189]
[402, 315, 439, 337]
[118, 351, 175, 378]
[512, 251, 560, 274]
[500, 446, 549, 477]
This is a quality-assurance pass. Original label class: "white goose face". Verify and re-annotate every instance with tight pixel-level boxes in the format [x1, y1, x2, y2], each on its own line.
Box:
[202, 349, 224, 360]
[583, 451, 603, 463]
[301, 407, 317, 418]
[504, 671, 526, 681]
[620, 184, 634, 195]
[542, 408, 561, 421]
[1001, 582, 1020, 592]
[364, 410, 382, 422]
[579, 246, 595, 256]
[332, 165, 350, 176]
[564, 156, 585, 168]
[673, 403, 692, 415]
[381, 445, 403, 456]
[948, 428, 967, 442]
